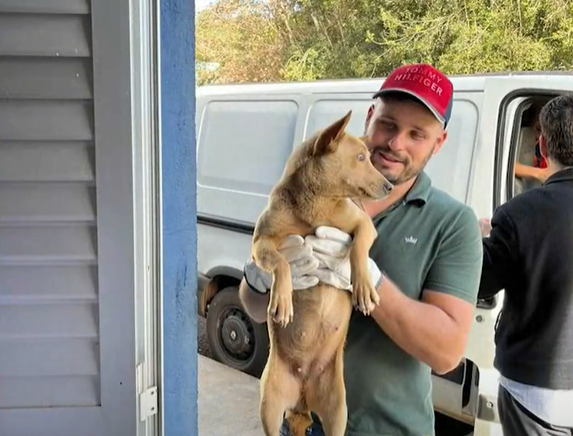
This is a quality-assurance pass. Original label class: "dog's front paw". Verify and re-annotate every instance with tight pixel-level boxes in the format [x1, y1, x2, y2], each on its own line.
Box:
[352, 275, 380, 316]
[268, 282, 294, 328]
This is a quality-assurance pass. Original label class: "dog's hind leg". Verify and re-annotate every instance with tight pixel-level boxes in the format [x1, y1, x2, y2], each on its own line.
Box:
[252, 236, 294, 327]
[306, 349, 348, 436]
[259, 356, 301, 436]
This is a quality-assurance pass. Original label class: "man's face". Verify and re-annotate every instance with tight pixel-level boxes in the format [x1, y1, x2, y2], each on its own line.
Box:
[364, 97, 448, 185]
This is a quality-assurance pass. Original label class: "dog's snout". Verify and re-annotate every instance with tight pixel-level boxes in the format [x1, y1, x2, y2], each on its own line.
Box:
[376, 178, 394, 199]
[381, 177, 394, 193]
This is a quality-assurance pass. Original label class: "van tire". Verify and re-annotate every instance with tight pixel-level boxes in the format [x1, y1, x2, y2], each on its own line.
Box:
[206, 286, 269, 378]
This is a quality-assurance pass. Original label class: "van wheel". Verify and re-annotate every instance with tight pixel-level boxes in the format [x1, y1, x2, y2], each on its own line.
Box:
[206, 286, 269, 378]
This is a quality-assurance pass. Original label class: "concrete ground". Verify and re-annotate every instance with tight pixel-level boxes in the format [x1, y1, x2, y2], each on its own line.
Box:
[198, 355, 262, 436]
[198, 318, 263, 436]
[197, 316, 212, 359]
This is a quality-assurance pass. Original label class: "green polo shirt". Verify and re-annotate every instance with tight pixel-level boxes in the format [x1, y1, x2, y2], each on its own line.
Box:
[343, 171, 483, 436]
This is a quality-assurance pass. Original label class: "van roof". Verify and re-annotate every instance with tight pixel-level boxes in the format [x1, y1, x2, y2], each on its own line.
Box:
[196, 70, 573, 96]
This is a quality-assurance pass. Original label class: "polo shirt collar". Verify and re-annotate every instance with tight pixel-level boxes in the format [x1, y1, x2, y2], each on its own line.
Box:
[371, 171, 432, 224]
[403, 171, 432, 205]
[544, 167, 573, 186]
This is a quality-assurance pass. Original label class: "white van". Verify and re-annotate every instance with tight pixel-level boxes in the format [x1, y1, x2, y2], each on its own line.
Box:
[195, 72, 573, 436]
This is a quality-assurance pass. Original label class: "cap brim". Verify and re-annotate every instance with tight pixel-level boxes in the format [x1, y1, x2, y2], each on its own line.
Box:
[373, 88, 446, 125]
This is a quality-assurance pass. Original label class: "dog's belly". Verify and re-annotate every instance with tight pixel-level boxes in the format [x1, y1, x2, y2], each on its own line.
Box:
[270, 283, 353, 378]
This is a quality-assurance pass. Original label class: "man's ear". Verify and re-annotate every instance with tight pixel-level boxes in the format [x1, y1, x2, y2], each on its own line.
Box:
[313, 110, 352, 156]
[364, 104, 374, 133]
[432, 130, 448, 155]
[539, 134, 548, 159]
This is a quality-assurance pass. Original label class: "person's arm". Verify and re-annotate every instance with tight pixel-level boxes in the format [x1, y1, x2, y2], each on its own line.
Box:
[515, 162, 538, 179]
[238, 278, 270, 324]
[370, 207, 483, 374]
[371, 278, 477, 375]
[478, 206, 519, 300]
[238, 235, 321, 324]
[514, 162, 550, 183]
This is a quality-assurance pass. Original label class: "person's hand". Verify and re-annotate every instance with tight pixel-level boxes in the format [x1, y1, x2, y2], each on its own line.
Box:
[243, 235, 320, 294]
[478, 218, 492, 237]
[304, 226, 382, 292]
[534, 166, 551, 184]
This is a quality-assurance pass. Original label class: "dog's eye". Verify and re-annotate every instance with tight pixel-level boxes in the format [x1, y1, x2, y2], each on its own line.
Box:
[358, 153, 366, 161]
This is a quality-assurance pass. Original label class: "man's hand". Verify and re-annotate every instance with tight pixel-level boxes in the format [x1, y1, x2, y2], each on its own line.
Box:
[243, 235, 320, 294]
[305, 226, 382, 292]
[534, 166, 552, 183]
[478, 218, 492, 237]
[244, 226, 382, 295]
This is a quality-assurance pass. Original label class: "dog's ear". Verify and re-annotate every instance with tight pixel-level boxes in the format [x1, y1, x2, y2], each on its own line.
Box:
[313, 110, 352, 156]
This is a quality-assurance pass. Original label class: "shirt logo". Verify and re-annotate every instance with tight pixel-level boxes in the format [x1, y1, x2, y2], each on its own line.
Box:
[404, 236, 418, 244]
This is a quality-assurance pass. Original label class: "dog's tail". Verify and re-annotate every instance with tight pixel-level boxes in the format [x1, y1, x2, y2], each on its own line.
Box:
[284, 410, 314, 436]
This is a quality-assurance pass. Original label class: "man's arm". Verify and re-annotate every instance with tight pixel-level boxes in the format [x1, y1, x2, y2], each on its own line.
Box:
[479, 207, 519, 299]
[514, 162, 550, 183]
[238, 278, 269, 324]
[370, 278, 476, 374]
[370, 207, 483, 374]
[237, 236, 321, 324]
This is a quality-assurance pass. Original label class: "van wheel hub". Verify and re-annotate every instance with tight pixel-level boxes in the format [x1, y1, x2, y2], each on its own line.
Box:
[220, 308, 254, 358]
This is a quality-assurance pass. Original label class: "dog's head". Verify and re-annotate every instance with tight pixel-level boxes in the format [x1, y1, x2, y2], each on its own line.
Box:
[310, 110, 394, 200]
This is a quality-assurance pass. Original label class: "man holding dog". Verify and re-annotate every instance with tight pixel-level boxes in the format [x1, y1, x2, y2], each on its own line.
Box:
[477, 94, 573, 436]
[239, 63, 484, 436]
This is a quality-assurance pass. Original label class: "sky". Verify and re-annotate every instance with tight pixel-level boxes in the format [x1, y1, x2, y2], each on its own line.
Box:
[195, 0, 214, 13]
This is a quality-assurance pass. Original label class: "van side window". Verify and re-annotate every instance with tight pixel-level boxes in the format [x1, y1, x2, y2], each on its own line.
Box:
[197, 100, 298, 196]
[305, 99, 372, 139]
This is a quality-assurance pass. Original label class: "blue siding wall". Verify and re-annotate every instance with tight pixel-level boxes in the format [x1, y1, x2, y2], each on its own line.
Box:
[160, 0, 197, 434]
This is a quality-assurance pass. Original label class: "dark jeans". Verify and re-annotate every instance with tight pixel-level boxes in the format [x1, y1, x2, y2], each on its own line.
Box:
[279, 415, 326, 436]
[498, 384, 573, 436]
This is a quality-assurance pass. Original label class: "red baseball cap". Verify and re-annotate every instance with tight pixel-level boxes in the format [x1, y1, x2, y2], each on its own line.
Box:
[373, 63, 454, 126]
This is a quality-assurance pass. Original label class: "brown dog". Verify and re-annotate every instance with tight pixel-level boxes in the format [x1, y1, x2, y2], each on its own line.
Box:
[240, 111, 393, 436]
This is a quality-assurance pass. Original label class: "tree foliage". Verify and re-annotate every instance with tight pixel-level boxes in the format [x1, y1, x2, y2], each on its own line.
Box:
[196, 0, 573, 84]
[196, 0, 285, 84]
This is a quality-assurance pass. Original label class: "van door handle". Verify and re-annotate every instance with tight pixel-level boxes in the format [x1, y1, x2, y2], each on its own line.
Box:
[476, 295, 497, 310]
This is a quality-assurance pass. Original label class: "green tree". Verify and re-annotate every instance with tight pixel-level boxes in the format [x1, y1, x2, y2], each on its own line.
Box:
[196, 0, 285, 84]
[196, 0, 573, 84]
